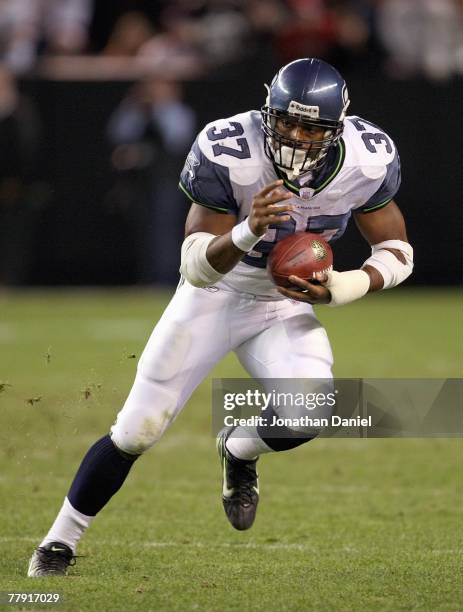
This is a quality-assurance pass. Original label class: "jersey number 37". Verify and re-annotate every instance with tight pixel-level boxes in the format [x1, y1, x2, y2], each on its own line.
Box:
[206, 122, 251, 159]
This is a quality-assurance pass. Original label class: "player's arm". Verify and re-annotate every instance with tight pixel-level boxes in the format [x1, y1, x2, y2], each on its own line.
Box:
[278, 200, 413, 306]
[180, 180, 293, 287]
[354, 199, 410, 291]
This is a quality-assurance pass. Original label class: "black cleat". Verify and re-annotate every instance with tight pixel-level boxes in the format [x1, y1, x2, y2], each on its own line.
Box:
[217, 430, 259, 530]
[27, 541, 76, 577]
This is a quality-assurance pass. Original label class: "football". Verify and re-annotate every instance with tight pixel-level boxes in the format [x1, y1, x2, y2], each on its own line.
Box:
[267, 232, 333, 288]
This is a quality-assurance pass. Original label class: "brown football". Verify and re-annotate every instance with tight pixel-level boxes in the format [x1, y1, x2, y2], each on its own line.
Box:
[268, 232, 333, 288]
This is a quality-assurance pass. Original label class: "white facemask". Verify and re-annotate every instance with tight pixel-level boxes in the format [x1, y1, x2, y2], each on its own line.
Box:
[273, 144, 327, 180]
[278, 145, 307, 180]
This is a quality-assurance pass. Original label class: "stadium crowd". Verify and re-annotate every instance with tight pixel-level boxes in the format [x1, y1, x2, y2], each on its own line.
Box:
[0, 0, 462, 286]
[0, 0, 462, 81]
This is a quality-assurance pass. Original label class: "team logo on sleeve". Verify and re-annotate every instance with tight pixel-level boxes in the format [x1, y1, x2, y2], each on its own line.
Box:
[185, 150, 200, 187]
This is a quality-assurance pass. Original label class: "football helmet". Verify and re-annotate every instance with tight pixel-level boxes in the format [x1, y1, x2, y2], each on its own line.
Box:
[262, 58, 350, 179]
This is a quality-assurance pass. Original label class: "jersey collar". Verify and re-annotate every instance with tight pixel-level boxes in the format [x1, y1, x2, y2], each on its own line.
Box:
[273, 139, 346, 197]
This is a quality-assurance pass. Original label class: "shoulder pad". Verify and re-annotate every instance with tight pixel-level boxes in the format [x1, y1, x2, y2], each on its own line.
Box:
[343, 116, 397, 177]
[197, 111, 266, 181]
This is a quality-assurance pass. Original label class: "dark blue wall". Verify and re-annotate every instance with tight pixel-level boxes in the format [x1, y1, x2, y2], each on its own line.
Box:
[22, 74, 463, 286]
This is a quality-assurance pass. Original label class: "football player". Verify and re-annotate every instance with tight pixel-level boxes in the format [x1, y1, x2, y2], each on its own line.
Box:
[28, 58, 413, 576]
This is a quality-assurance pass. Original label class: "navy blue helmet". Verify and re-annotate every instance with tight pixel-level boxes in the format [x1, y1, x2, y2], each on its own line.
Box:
[261, 58, 350, 179]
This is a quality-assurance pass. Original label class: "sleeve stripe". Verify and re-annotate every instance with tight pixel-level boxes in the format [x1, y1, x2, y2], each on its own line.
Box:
[361, 198, 393, 213]
[178, 181, 230, 213]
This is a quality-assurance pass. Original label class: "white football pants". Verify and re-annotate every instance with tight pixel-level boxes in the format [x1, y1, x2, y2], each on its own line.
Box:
[110, 280, 333, 454]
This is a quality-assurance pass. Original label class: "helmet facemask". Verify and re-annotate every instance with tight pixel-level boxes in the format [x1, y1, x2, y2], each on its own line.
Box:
[261, 59, 350, 180]
[261, 105, 344, 180]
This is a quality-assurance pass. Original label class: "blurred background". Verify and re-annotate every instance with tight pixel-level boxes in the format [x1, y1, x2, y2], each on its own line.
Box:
[2, 5, 462, 605]
[0, 0, 462, 287]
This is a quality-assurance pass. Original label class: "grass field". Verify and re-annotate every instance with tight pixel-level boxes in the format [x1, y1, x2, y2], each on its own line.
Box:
[1, 288, 462, 611]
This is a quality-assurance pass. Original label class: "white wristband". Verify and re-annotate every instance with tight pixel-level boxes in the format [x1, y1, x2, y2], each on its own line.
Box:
[325, 269, 371, 307]
[231, 218, 262, 252]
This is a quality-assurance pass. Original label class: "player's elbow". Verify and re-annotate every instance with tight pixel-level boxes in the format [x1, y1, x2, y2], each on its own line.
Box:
[401, 247, 414, 281]
[180, 232, 224, 288]
[365, 240, 414, 289]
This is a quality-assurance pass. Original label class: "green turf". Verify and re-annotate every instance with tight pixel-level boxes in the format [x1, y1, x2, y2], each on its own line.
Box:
[1, 288, 462, 611]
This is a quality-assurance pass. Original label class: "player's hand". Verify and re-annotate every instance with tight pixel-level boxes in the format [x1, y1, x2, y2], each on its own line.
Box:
[277, 273, 332, 305]
[248, 180, 294, 236]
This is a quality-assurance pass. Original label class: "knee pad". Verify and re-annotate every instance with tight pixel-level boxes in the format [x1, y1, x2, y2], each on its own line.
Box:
[110, 375, 179, 455]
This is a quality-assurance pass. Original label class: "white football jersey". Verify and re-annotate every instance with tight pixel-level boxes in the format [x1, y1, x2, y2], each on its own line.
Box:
[179, 110, 401, 298]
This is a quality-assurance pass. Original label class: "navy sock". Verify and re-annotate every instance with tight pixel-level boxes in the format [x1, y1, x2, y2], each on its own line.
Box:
[68, 434, 139, 516]
[257, 405, 314, 452]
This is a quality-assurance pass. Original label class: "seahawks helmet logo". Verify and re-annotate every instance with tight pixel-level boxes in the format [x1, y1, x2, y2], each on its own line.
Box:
[340, 84, 351, 120]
